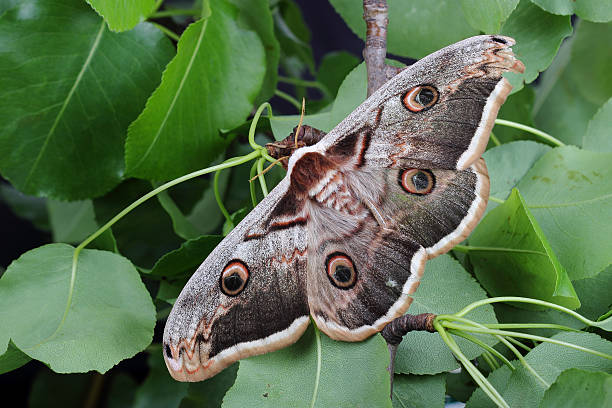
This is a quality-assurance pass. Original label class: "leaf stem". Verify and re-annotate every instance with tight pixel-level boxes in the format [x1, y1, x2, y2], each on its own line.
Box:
[489, 196, 505, 204]
[310, 327, 322, 408]
[494, 119, 565, 147]
[490, 131, 501, 147]
[452, 245, 546, 256]
[150, 22, 180, 41]
[249, 103, 273, 150]
[434, 321, 510, 408]
[214, 170, 233, 228]
[256, 157, 269, 197]
[274, 89, 302, 111]
[150, 8, 201, 18]
[249, 161, 259, 207]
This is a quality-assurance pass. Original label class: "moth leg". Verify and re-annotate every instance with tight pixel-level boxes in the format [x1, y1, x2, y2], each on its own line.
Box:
[265, 125, 327, 169]
[381, 313, 437, 399]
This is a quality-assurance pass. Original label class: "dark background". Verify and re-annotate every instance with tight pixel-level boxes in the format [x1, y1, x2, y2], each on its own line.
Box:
[0, 1, 364, 406]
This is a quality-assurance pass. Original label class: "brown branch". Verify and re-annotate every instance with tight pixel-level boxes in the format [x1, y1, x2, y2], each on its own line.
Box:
[363, 0, 389, 97]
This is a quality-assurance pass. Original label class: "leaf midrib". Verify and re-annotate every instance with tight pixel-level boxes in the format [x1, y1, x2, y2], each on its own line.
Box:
[23, 21, 106, 190]
[130, 18, 209, 172]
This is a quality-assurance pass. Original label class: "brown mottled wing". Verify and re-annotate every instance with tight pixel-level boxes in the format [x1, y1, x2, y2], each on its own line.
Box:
[298, 35, 516, 339]
[315, 35, 524, 171]
[304, 161, 488, 340]
[162, 178, 311, 381]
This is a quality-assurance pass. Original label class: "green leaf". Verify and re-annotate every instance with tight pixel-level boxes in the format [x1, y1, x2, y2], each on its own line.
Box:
[156, 190, 202, 240]
[565, 21, 612, 107]
[181, 363, 238, 407]
[47, 199, 98, 244]
[460, 0, 519, 33]
[125, 0, 266, 181]
[0, 243, 155, 373]
[329, 0, 478, 59]
[392, 373, 446, 408]
[273, 0, 315, 77]
[395, 255, 498, 375]
[530, 0, 612, 23]
[0, 340, 31, 374]
[134, 351, 189, 408]
[86, 0, 156, 31]
[0, 0, 175, 199]
[573, 265, 612, 322]
[483, 141, 552, 205]
[329, 62, 367, 127]
[499, 0, 573, 92]
[316, 51, 360, 98]
[29, 369, 92, 408]
[583, 97, 612, 152]
[534, 32, 599, 146]
[466, 332, 612, 408]
[150, 235, 222, 279]
[541, 368, 612, 408]
[516, 147, 612, 280]
[493, 303, 585, 338]
[470, 189, 579, 309]
[270, 112, 333, 142]
[0, 184, 49, 231]
[229, 0, 280, 103]
[223, 326, 391, 407]
[0, 0, 18, 14]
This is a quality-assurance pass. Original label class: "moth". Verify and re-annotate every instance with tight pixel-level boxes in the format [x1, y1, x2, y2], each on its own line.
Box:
[164, 35, 524, 381]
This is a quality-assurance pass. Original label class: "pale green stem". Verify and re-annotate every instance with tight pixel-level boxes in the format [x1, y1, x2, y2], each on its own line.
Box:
[310, 326, 322, 408]
[443, 323, 612, 361]
[249, 103, 273, 150]
[489, 196, 505, 204]
[481, 350, 500, 371]
[151, 8, 201, 18]
[452, 245, 546, 256]
[490, 131, 501, 147]
[150, 22, 180, 42]
[503, 335, 532, 352]
[495, 119, 565, 147]
[275, 89, 302, 111]
[214, 170, 232, 228]
[449, 329, 511, 369]
[435, 321, 510, 408]
[257, 157, 269, 197]
[249, 161, 259, 208]
[278, 76, 330, 96]
[454, 297, 602, 328]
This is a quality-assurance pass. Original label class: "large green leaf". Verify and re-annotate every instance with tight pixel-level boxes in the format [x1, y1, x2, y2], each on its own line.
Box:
[125, 0, 266, 181]
[540, 368, 612, 408]
[86, 0, 156, 31]
[470, 189, 579, 308]
[460, 0, 519, 33]
[392, 373, 446, 408]
[395, 255, 498, 375]
[516, 147, 612, 280]
[329, 0, 478, 59]
[530, 0, 612, 23]
[0, 0, 174, 199]
[0, 340, 31, 374]
[133, 351, 189, 408]
[534, 32, 599, 146]
[499, 0, 572, 92]
[583, 97, 612, 152]
[565, 21, 612, 107]
[181, 363, 238, 407]
[229, 0, 279, 103]
[483, 141, 552, 205]
[316, 51, 360, 99]
[150, 235, 222, 279]
[573, 265, 612, 322]
[47, 199, 98, 244]
[223, 326, 391, 407]
[466, 332, 612, 408]
[0, 244, 155, 373]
